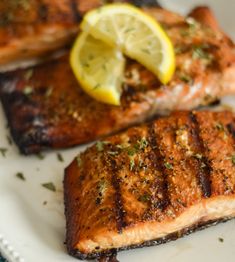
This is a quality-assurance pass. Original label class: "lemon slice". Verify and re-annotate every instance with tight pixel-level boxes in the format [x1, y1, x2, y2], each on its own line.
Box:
[81, 3, 175, 84]
[70, 32, 125, 105]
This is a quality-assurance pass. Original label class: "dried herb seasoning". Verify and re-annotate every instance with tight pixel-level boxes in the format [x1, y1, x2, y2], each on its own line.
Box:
[42, 182, 56, 192]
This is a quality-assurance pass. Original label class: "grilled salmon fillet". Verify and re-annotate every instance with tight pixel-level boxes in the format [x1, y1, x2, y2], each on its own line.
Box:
[0, 6, 235, 154]
[0, 0, 159, 68]
[64, 111, 235, 260]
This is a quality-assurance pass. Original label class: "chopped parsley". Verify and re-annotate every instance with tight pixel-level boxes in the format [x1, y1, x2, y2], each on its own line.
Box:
[174, 46, 184, 54]
[138, 194, 150, 203]
[130, 158, 135, 171]
[164, 162, 173, 170]
[137, 138, 148, 150]
[57, 153, 64, 162]
[179, 74, 193, 84]
[0, 148, 8, 157]
[16, 172, 25, 181]
[96, 141, 105, 152]
[192, 45, 213, 62]
[42, 182, 56, 192]
[218, 237, 224, 243]
[180, 17, 199, 37]
[76, 155, 82, 167]
[97, 179, 107, 195]
[127, 147, 136, 156]
[36, 153, 45, 160]
[6, 135, 12, 145]
[215, 122, 225, 131]
[232, 154, 235, 165]
[186, 17, 199, 31]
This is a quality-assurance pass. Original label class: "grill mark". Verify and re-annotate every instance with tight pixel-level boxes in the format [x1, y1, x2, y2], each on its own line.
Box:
[108, 155, 126, 233]
[69, 0, 82, 22]
[189, 112, 212, 198]
[128, 0, 161, 7]
[38, 1, 48, 22]
[147, 122, 170, 211]
[227, 123, 235, 140]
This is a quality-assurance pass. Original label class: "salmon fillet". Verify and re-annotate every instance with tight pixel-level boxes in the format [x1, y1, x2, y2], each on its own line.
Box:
[64, 111, 235, 260]
[0, 6, 234, 154]
[0, 0, 160, 69]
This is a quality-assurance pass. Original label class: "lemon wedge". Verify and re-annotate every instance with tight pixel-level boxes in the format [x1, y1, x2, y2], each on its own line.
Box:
[81, 4, 175, 84]
[70, 3, 175, 105]
[70, 32, 125, 105]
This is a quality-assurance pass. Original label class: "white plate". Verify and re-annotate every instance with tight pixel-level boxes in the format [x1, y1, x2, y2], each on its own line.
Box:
[0, 1, 235, 261]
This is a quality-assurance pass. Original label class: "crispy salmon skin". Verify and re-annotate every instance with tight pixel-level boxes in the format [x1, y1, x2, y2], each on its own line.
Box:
[64, 111, 235, 260]
[0, 6, 235, 154]
[0, 0, 160, 68]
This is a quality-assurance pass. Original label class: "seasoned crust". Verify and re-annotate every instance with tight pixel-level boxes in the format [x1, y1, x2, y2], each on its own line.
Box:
[0, 0, 161, 67]
[64, 111, 235, 259]
[0, 6, 235, 154]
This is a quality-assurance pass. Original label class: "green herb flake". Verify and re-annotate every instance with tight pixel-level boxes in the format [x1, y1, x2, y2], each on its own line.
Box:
[24, 69, 33, 80]
[180, 29, 190, 37]
[36, 153, 45, 160]
[6, 135, 12, 145]
[0, 148, 8, 157]
[138, 194, 150, 203]
[127, 147, 136, 156]
[76, 155, 82, 167]
[218, 237, 224, 243]
[164, 162, 173, 170]
[179, 74, 193, 84]
[57, 153, 64, 162]
[231, 154, 235, 165]
[96, 141, 105, 152]
[192, 45, 213, 62]
[186, 17, 199, 30]
[16, 172, 25, 181]
[23, 86, 33, 95]
[130, 158, 135, 171]
[215, 122, 225, 131]
[137, 138, 148, 150]
[174, 46, 183, 54]
[42, 182, 56, 192]
[97, 179, 107, 195]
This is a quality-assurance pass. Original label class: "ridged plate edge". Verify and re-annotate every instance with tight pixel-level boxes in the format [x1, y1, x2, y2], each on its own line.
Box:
[0, 234, 25, 262]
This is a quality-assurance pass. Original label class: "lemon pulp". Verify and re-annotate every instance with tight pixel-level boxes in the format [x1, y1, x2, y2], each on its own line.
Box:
[70, 4, 175, 105]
